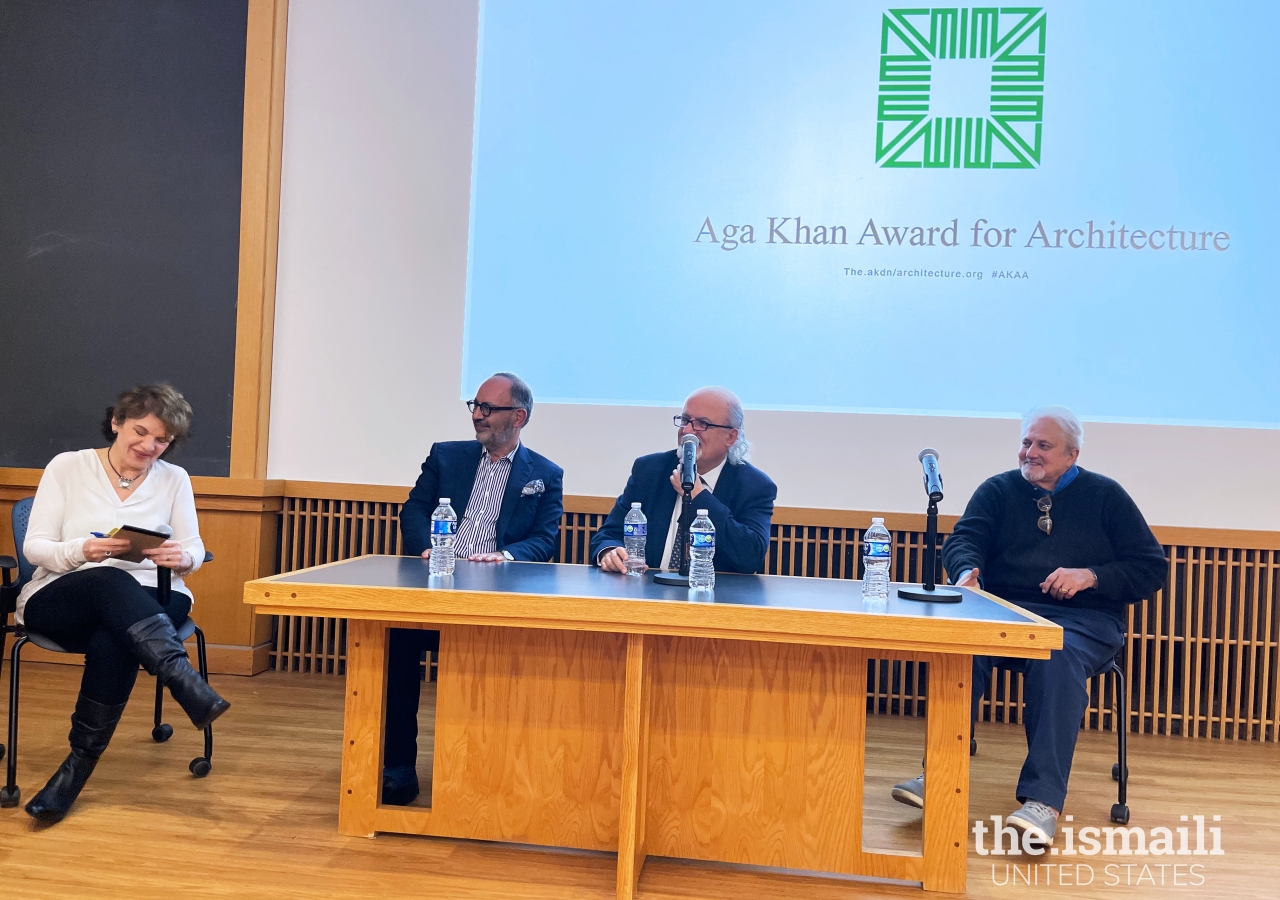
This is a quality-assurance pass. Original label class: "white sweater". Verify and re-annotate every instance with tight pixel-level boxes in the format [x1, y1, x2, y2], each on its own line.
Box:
[16, 449, 205, 625]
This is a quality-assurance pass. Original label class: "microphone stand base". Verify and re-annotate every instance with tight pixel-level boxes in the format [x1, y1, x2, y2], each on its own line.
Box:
[653, 572, 691, 587]
[897, 585, 963, 603]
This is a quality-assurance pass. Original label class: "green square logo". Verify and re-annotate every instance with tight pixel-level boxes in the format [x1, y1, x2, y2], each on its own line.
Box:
[875, 7, 1046, 168]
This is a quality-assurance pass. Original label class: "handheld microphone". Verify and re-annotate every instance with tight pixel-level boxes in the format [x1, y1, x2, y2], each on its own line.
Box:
[154, 524, 174, 588]
[680, 434, 700, 492]
[919, 448, 943, 503]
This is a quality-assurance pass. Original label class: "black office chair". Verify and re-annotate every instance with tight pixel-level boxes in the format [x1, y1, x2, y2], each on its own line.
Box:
[970, 655, 1130, 825]
[0, 496, 215, 809]
[1105, 657, 1130, 824]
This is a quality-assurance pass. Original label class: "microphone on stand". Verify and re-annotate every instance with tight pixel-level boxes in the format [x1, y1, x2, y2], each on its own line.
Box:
[898, 448, 962, 603]
[680, 433, 699, 493]
[919, 448, 943, 503]
[654, 434, 702, 587]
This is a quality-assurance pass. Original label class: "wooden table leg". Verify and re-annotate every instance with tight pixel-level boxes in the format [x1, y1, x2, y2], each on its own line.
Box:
[922, 652, 972, 893]
[339, 618, 387, 837]
[617, 633, 653, 900]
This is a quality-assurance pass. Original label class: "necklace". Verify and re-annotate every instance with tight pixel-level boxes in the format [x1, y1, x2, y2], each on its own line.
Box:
[106, 446, 143, 490]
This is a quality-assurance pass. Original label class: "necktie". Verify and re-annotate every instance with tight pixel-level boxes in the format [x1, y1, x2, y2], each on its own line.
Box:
[669, 498, 697, 574]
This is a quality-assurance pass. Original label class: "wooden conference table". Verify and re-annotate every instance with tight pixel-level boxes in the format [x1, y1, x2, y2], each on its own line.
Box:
[245, 557, 1060, 896]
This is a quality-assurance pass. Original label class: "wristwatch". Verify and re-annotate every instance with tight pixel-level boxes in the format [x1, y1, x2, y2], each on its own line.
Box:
[502, 550, 514, 561]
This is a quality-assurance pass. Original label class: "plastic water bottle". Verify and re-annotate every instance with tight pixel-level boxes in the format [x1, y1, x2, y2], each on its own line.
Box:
[862, 517, 892, 602]
[688, 508, 715, 591]
[623, 502, 647, 576]
[429, 498, 457, 575]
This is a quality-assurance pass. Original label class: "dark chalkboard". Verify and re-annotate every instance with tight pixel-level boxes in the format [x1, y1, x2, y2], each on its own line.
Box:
[0, 0, 248, 476]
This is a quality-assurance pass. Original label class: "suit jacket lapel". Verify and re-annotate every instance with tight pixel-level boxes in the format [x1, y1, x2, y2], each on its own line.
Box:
[647, 450, 680, 568]
[495, 444, 533, 545]
[452, 442, 484, 519]
[713, 458, 740, 504]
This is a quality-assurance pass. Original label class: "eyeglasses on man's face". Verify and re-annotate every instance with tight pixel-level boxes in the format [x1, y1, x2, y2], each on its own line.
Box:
[467, 400, 519, 418]
[673, 414, 733, 433]
[1036, 494, 1053, 535]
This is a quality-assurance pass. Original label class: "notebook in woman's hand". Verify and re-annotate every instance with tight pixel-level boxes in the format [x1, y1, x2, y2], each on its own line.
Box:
[106, 525, 169, 564]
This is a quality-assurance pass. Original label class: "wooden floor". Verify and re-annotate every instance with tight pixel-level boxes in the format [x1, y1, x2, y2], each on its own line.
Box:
[0, 661, 1275, 899]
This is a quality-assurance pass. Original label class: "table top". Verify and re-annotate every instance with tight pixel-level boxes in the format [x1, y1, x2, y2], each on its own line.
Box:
[247, 556, 1061, 657]
[274, 556, 1031, 620]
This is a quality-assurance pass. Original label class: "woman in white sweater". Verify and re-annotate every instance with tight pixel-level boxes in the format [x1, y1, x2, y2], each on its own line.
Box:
[17, 384, 230, 823]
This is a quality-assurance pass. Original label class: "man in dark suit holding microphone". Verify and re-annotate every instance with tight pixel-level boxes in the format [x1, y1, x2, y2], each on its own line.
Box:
[384, 372, 563, 805]
[591, 386, 776, 576]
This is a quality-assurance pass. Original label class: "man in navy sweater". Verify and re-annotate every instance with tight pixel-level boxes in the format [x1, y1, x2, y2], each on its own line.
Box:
[590, 386, 776, 575]
[385, 372, 564, 805]
[892, 407, 1166, 845]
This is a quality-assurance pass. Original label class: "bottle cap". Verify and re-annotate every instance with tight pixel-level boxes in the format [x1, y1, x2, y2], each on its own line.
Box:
[631, 502, 642, 508]
[697, 509, 709, 516]
[872, 517, 884, 525]
[439, 498, 451, 505]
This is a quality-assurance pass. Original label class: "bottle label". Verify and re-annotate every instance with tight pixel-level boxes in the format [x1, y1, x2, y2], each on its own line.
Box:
[624, 523, 647, 538]
[864, 540, 891, 559]
[691, 532, 715, 550]
[431, 519, 456, 536]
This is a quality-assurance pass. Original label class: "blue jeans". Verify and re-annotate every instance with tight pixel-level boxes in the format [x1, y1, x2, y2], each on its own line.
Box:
[971, 603, 1124, 812]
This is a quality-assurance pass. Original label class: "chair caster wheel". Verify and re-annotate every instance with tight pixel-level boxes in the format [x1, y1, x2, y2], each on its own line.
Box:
[153, 724, 174, 743]
[190, 757, 211, 778]
[0, 785, 19, 808]
[970, 738, 977, 756]
[1111, 763, 1128, 781]
[1111, 803, 1130, 825]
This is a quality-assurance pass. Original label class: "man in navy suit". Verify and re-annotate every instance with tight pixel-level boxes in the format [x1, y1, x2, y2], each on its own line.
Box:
[591, 387, 776, 575]
[385, 372, 564, 805]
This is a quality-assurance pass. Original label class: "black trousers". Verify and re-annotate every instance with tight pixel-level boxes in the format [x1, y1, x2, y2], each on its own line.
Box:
[22, 567, 193, 706]
[384, 628, 440, 770]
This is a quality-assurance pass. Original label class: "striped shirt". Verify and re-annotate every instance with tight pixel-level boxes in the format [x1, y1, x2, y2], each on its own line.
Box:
[453, 444, 518, 557]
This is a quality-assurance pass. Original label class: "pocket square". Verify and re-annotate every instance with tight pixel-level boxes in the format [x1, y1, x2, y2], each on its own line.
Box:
[521, 479, 545, 496]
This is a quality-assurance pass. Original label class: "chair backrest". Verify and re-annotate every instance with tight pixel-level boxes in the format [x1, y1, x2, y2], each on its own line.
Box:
[12, 496, 36, 590]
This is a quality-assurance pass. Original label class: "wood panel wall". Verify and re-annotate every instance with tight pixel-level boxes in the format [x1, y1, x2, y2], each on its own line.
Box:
[272, 487, 1280, 744]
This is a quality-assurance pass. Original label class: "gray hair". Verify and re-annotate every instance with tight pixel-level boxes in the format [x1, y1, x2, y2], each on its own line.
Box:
[718, 388, 751, 465]
[691, 386, 747, 466]
[1021, 405, 1084, 453]
[493, 372, 533, 424]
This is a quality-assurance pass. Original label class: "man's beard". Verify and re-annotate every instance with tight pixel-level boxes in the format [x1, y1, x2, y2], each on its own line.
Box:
[478, 422, 516, 451]
[1020, 460, 1044, 483]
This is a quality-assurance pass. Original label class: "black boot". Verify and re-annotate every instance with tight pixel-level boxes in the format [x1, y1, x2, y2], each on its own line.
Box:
[126, 614, 230, 730]
[25, 694, 127, 824]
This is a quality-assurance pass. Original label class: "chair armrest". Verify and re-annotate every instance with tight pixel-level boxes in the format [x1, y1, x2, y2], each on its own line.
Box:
[0, 555, 16, 571]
